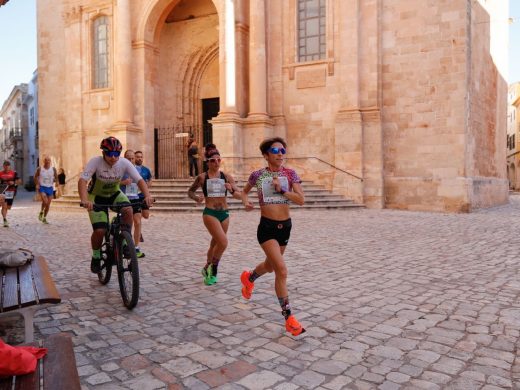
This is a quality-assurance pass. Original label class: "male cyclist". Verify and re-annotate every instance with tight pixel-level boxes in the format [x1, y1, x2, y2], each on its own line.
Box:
[78, 137, 153, 273]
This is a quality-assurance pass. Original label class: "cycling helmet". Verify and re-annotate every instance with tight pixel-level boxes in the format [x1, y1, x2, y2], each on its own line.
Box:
[100, 136, 123, 152]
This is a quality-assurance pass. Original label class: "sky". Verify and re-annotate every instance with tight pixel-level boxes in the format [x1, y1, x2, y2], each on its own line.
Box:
[0, 0, 519, 107]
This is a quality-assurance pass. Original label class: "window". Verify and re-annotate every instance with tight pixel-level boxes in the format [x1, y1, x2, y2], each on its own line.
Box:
[92, 16, 110, 89]
[29, 107, 34, 126]
[297, 0, 326, 62]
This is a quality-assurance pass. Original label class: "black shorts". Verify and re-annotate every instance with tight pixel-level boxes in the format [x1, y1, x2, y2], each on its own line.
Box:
[139, 196, 149, 210]
[5, 198, 13, 206]
[257, 217, 292, 246]
[130, 198, 142, 214]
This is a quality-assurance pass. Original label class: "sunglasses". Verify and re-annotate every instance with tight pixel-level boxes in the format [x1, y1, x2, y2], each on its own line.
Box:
[105, 151, 121, 157]
[208, 157, 221, 163]
[268, 147, 286, 155]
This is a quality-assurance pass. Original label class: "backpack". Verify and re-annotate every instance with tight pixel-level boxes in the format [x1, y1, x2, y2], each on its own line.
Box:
[0, 248, 34, 267]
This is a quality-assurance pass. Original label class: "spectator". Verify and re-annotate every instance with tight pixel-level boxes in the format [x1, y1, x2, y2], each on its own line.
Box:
[187, 138, 199, 177]
[57, 168, 66, 197]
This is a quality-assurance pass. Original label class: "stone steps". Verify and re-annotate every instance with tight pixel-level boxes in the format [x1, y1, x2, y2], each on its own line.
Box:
[54, 179, 365, 212]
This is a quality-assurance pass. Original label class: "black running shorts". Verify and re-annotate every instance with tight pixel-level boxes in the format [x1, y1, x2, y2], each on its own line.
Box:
[257, 216, 292, 246]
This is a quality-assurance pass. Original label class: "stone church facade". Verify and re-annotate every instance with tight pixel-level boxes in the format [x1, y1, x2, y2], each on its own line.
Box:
[37, 0, 508, 212]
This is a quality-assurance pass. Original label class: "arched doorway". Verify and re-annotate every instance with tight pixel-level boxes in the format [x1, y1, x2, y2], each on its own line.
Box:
[150, 0, 220, 178]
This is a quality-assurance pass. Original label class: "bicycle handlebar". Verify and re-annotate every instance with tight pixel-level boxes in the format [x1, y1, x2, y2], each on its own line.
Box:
[80, 199, 155, 209]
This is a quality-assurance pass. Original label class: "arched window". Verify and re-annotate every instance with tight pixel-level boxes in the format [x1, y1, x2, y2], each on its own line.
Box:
[298, 0, 326, 62]
[92, 16, 110, 89]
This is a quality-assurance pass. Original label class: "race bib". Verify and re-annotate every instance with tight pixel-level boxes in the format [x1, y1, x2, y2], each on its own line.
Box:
[261, 176, 289, 204]
[206, 178, 226, 198]
[4, 191, 14, 199]
[42, 177, 53, 186]
[126, 183, 139, 196]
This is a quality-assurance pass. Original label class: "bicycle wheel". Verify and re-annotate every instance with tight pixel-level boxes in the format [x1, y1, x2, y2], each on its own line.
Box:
[98, 236, 113, 285]
[116, 230, 139, 309]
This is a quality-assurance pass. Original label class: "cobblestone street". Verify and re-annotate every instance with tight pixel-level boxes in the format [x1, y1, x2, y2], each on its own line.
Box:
[1, 191, 520, 389]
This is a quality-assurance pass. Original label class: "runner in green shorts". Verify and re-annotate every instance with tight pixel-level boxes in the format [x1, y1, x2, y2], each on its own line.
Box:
[188, 143, 242, 285]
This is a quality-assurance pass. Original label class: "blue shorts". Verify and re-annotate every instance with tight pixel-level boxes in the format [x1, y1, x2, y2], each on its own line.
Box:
[39, 186, 54, 196]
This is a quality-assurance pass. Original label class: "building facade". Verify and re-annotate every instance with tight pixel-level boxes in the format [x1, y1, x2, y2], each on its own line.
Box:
[507, 82, 520, 189]
[0, 84, 30, 184]
[25, 71, 40, 182]
[38, 0, 509, 212]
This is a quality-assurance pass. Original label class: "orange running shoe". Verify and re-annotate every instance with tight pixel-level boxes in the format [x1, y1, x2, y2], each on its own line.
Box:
[240, 270, 254, 299]
[285, 315, 306, 336]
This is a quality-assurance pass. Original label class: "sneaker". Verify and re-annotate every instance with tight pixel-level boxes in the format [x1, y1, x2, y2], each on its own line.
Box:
[136, 248, 145, 258]
[38, 211, 43, 221]
[201, 264, 215, 285]
[3, 219, 8, 228]
[285, 315, 306, 336]
[91, 257, 101, 273]
[42, 217, 49, 224]
[240, 271, 254, 299]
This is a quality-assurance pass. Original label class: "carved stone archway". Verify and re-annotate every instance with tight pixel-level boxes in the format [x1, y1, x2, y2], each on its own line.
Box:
[176, 41, 219, 126]
[137, 0, 220, 45]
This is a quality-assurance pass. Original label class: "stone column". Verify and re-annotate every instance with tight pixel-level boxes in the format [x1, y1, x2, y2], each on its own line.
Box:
[212, 0, 243, 176]
[242, 0, 273, 166]
[248, 0, 268, 119]
[110, 0, 139, 142]
[217, 0, 239, 118]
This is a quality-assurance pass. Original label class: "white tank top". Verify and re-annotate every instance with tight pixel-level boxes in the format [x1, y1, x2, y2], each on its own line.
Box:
[39, 166, 55, 187]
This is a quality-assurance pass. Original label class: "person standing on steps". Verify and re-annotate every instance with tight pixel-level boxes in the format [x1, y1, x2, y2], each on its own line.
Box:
[187, 138, 200, 177]
[188, 143, 242, 285]
[240, 137, 306, 336]
[57, 168, 66, 197]
[34, 156, 59, 224]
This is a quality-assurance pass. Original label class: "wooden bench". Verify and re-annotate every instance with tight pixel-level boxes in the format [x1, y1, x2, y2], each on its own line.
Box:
[0, 256, 61, 342]
[0, 333, 81, 390]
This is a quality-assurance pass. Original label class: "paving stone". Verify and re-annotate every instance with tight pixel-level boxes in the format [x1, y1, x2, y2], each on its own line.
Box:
[309, 359, 348, 375]
[161, 357, 206, 378]
[378, 381, 401, 390]
[322, 375, 353, 390]
[419, 370, 451, 385]
[86, 372, 112, 385]
[289, 370, 326, 389]
[121, 374, 165, 390]
[370, 346, 404, 360]
[236, 370, 285, 389]
[407, 350, 441, 363]
[190, 350, 236, 369]
[4, 195, 520, 389]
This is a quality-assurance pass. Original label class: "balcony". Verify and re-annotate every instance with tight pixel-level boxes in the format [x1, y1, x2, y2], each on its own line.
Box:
[8, 128, 22, 140]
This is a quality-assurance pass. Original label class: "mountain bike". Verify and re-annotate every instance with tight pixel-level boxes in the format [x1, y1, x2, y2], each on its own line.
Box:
[81, 203, 139, 309]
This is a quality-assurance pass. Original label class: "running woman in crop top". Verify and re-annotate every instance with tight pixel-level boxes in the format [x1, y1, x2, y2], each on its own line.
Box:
[188, 144, 242, 285]
[240, 137, 306, 336]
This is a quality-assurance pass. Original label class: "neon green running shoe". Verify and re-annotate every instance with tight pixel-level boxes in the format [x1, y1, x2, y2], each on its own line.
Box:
[201, 264, 216, 285]
[38, 211, 43, 221]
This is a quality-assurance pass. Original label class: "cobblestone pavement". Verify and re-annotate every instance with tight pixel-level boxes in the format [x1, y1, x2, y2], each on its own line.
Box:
[1, 190, 520, 389]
